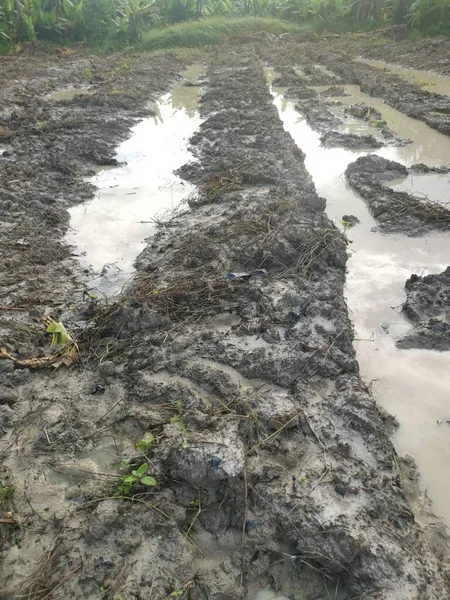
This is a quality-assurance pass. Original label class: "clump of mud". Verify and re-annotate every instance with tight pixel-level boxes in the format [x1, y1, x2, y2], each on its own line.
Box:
[320, 131, 383, 149]
[346, 155, 450, 234]
[397, 267, 450, 350]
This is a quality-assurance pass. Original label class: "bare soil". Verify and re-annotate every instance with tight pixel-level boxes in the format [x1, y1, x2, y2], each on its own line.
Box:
[398, 267, 450, 350]
[1, 34, 450, 600]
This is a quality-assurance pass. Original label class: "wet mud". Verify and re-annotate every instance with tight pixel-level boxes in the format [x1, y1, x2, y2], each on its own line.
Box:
[1, 36, 450, 600]
[345, 155, 450, 234]
[398, 267, 450, 350]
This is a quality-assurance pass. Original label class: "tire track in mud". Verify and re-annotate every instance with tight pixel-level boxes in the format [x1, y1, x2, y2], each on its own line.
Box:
[2, 44, 450, 600]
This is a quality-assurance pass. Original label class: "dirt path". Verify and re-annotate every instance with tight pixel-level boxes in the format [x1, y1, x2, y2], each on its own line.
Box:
[1, 37, 450, 600]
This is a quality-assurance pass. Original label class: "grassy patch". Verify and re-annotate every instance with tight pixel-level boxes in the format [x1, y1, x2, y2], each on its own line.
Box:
[139, 17, 303, 52]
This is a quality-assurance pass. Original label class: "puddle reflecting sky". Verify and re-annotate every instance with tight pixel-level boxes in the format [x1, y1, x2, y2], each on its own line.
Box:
[266, 67, 450, 525]
[389, 172, 450, 205]
[67, 72, 202, 295]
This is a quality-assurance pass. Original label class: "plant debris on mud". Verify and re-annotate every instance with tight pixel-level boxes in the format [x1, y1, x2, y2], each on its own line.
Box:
[1, 35, 450, 600]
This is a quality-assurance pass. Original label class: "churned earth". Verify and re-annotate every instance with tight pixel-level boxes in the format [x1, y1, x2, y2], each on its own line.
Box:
[1, 32, 450, 600]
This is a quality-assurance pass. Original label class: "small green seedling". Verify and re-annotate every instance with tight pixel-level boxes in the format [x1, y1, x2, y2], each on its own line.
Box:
[135, 432, 155, 453]
[340, 218, 351, 231]
[45, 320, 73, 346]
[115, 463, 157, 496]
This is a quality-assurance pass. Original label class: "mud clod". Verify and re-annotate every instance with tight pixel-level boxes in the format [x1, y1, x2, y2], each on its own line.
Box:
[397, 267, 450, 350]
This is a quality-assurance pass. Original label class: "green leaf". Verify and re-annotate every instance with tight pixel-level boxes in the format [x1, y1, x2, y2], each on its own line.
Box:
[46, 321, 72, 345]
[122, 475, 137, 483]
[136, 432, 154, 452]
[134, 463, 148, 477]
[141, 476, 157, 486]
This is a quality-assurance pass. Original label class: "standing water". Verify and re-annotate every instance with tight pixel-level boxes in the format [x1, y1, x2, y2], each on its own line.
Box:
[67, 67, 202, 295]
[355, 57, 450, 96]
[265, 68, 450, 526]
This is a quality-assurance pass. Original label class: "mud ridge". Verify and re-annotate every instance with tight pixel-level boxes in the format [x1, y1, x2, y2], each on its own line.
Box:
[346, 155, 450, 235]
[397, 267, 450, 350]
[1, 41, 450, 600]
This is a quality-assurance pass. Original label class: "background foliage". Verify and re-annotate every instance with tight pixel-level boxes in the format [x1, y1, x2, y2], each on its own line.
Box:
[0, 0, 449, 49]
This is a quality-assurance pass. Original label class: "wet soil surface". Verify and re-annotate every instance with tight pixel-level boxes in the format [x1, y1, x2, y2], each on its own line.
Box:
[323, 30, 450, 75]
[2, 36, 450, 600]
[345, 155, 450, 234]
[398, 267, 450, 350]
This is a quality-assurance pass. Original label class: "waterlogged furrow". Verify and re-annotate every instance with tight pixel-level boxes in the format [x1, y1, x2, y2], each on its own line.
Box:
[67, 70, 203, 295]
[265, 64, 450, 529]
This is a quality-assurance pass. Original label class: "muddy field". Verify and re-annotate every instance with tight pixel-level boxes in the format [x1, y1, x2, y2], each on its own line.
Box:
[1, 33, 450, 600]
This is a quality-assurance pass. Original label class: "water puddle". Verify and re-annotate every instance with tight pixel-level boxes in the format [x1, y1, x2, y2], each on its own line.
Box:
[315, 84, 450, 164]
[48, 87, 90, 101]
[46, 432, 131, 487]
[255, 591, 290, 600]
[355, 57, 450, 96]
[388, 172, 450, 205]
[67, 68, 202, 295]
[265, 67, 450, 526]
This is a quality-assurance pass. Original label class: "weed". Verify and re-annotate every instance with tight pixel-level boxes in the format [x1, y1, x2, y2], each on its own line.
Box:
[81, 67, 93, 80]
[139, 17, 302, 52]
[115, 463, 157, 496]
[135, 432, 155, 453]
[168, 581, 194, 598]
[105, 60, 131, 80]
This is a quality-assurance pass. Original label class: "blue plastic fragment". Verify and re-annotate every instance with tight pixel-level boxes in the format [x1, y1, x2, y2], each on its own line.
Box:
[245, 520, 260, 532]
[209, 456, 222, 471]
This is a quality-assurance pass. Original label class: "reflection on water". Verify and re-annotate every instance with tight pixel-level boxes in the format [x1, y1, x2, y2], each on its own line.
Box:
[266, 67, 450, 526]
[389, 172, 450, 206]
[67, 67, 203, 295]
[355, 57, 450, 96]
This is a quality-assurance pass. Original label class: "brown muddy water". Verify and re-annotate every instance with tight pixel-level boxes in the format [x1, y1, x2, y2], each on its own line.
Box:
[356, 57, 450, 96]
[66, 68, 202, 294]
[47, 87, 91, 101]
[265, 67, 450, 526]
[389, 171, 450, 205]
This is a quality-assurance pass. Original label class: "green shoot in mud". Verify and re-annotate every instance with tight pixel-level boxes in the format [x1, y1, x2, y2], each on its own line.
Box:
[100, 586, 123, 600]
[168, 581, 194, 598]
[135, 431, 155, 453]
[114, 463, 157, 496]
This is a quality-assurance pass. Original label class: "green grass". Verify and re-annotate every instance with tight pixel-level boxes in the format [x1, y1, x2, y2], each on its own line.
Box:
[139, 17, 304, 52]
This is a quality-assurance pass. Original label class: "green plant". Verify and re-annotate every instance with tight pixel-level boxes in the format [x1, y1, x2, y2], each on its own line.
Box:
[115, 462, 157, 495]
[0, 481, 14, 507]
[115, 0, 155, 42]
[138, 16, 302, 51]
[135, 432, 155, 453]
